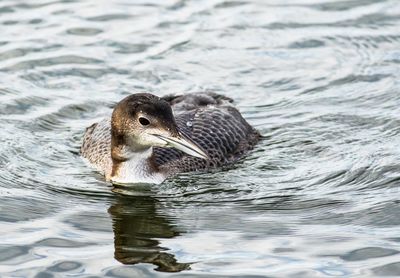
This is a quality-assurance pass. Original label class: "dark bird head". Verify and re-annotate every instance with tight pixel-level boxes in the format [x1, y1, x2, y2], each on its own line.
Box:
[111, 93, 207, 160]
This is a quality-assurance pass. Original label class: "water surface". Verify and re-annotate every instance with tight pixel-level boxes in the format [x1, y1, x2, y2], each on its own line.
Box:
[0, 0, 400, 277]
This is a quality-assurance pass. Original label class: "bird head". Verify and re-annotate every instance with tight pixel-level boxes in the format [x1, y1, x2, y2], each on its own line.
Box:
[111, 93, 208, 160]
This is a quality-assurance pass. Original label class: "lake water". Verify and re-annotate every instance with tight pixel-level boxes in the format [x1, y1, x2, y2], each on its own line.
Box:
[0, 0, 400, 277]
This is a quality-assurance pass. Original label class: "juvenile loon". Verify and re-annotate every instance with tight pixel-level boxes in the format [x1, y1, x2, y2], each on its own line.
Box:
[81, 92, 260, 184]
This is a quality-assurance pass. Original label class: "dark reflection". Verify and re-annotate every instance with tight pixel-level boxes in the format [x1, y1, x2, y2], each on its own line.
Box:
[108, 191, 190, 272]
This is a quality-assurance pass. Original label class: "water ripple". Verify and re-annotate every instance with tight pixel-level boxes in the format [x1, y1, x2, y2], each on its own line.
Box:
[0, 0, 399, 276]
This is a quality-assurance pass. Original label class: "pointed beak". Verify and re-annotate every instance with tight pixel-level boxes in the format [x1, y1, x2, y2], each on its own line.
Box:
[152, 133, 208, 160]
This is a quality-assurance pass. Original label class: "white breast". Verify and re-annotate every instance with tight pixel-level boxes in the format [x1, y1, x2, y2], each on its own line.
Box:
[109, 148, 166, 185]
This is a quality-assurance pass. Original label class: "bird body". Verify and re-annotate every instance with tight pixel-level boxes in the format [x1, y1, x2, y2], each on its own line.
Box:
[81, 92, 260, 184]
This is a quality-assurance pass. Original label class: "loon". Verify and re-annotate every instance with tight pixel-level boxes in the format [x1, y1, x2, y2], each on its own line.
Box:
[81, 92, 260, 184]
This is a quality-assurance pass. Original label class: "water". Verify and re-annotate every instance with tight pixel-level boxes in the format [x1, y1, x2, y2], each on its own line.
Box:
[0, 0, 399, 276]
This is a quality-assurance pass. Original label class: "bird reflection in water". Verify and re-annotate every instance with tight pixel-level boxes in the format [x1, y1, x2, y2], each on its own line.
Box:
[108, 190, 190, 272]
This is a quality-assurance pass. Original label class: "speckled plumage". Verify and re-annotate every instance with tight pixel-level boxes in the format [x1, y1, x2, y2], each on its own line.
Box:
[81, 92, 260, 182]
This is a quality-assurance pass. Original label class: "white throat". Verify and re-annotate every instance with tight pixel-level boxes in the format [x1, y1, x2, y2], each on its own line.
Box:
[110, 147, 166, 185]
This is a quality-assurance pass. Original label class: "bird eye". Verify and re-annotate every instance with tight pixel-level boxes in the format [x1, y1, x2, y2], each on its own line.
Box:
[138, 117, 150, 126]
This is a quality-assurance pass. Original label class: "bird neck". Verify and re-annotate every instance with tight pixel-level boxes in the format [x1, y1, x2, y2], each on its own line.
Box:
[109, 144, 165, 184]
